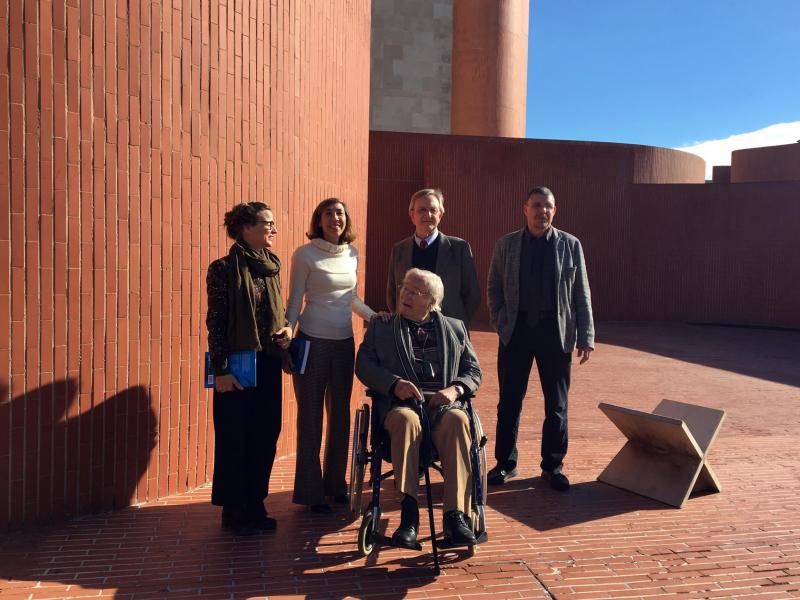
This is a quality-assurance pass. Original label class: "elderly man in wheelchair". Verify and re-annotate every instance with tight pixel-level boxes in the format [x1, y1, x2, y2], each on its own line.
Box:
[354, 268, 484, 551]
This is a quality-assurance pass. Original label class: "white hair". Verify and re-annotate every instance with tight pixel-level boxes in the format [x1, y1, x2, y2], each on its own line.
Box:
[404, 268, 444, 312]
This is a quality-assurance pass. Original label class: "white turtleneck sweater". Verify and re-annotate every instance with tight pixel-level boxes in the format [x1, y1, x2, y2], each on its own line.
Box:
[286, 238, 376, 340]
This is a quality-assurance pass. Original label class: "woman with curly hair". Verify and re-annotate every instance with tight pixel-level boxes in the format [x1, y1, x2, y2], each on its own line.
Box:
[206, 202, 292, 535]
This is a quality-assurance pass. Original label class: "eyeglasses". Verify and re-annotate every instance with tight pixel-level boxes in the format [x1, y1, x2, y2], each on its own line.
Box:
[254, 220, 277, 229]
[398, 284, 430, 298]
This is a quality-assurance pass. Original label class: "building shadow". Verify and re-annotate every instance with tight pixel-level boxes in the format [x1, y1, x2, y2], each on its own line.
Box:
[596, 321, 800, 387]
[0, 378, 157, 529]
[0, 488, 438, 599]
[473, 320, 800, 387]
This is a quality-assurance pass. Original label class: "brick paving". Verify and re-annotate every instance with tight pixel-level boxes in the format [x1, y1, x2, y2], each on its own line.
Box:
[1, 322, 799, 600]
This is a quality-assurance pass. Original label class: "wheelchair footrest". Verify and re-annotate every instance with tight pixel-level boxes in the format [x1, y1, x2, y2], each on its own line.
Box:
[372, 533, 423, 551]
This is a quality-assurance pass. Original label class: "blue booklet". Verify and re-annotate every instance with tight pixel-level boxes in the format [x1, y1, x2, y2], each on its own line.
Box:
[288, 339, 311, 375]
[204, 351, 258, 389]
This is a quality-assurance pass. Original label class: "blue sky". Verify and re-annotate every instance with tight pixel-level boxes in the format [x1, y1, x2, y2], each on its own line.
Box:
[526, 0, 800, 153]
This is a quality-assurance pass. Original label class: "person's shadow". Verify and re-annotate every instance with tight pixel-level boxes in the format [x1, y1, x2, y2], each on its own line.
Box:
[487, 475, 665, 532]
[0, 486, 441, 599]
[0, 378, 157, 528]
[0, 379, 440, 598]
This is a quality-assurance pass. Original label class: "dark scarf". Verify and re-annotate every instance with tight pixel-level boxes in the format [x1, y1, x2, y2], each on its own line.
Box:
[226, 241, 284, 351]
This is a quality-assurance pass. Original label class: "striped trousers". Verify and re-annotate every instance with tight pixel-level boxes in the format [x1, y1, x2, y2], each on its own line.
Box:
[291, 333, 354, 506]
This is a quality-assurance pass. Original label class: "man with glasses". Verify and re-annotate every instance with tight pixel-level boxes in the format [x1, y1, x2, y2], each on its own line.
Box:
[357, 269, 482, 548]
[487, 186, 595, 491]
[386, 189, 481, 328]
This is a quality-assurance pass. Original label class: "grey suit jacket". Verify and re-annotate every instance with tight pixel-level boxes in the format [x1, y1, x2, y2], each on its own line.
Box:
[487, 227, 595, 351]
[355, 312, 482, 427]
[386, 233, 481, 327]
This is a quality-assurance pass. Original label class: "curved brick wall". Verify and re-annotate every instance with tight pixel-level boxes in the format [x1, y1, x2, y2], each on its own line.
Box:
[0, 1, 371, 528]
[731, 143, 800, 182]
[366, 132, 799, 329]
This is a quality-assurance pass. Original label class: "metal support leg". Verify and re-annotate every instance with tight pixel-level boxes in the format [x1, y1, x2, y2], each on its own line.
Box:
[423, 465, 440, 575]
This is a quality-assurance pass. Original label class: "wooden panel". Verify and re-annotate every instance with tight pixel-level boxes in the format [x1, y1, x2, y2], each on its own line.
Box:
[599, 403, 702, 459]
[598, 440, 703, 509]
[653, 399, 726, 454]
[598, 401, 724, 508]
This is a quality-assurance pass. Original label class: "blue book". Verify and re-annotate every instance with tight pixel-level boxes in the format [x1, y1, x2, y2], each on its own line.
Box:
[289, 339, 311, 375]
[204, 351, 258, 389]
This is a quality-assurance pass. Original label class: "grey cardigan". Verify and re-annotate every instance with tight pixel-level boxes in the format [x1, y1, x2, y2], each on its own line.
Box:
[355, 312, 482, 427]
[487, 227, 595, 351]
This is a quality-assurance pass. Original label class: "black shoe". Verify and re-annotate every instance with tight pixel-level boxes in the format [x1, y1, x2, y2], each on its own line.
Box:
[310, 503, 333, 514]
[487, 464, 518, 486]
[251, 512, 277, 530]
[221, 506, 235, 530]
[391, 495, 419, 549]
[541, 471, 570, 491]
[246, 500, 277, 531]
[443, 510, 477, 546]
[221, 506, 257, 536]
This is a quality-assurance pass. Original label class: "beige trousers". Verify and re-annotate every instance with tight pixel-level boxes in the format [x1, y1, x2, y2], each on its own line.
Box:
[383, 405, 472, 513]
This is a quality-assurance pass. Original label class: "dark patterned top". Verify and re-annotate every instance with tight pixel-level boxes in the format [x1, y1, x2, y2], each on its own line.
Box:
[206, 257, 289, 374]
[404, 317, 442, 395]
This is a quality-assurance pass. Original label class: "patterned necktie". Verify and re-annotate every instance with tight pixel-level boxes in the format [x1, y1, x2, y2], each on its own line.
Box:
[419, 239, 428, 249]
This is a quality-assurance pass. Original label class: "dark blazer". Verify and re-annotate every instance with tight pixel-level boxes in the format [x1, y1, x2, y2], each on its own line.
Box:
[487, 226, 595, 351]
[355, 312, 482, 427]
[386, 233, 481, 327]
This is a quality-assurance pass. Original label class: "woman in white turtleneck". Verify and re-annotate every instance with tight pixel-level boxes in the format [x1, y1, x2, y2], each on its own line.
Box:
[286, 197, 385, 514]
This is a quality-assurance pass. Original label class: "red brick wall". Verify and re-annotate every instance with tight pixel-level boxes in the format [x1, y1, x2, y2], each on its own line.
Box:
[624, 181, 800, 327]
[366, 132, 800, 329]
[0, 0, 371, 529]
[731, 143, 800, 182]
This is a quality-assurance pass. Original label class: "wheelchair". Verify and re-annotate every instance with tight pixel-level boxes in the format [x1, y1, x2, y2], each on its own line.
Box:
[348, 391, 489, 573]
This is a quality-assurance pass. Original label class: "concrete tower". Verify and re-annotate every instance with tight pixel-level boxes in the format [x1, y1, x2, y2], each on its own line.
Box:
[451, 0, 529, 137]
[370, 0, 529, 138]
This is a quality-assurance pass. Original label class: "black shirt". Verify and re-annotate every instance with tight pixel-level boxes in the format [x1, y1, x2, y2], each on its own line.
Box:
[519, 226, 556, 328]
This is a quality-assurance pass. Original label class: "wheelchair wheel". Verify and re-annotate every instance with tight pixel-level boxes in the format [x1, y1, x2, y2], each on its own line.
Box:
[348, 404, 370, 515]
[357, 507, 377, 556]
[472, 409, 488, 507]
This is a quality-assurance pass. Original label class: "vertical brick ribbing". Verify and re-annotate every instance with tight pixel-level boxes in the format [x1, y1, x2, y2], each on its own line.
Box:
[1, 0, 371, 529]
[366, 132, 800, 330]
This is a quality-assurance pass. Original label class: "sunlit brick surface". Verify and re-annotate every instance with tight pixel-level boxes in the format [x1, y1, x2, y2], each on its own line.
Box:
[2, 323, 799, 599]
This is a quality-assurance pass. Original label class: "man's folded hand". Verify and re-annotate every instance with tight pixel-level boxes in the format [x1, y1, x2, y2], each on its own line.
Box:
[393, 379, 423, 402]
[429, 386, 460, 408]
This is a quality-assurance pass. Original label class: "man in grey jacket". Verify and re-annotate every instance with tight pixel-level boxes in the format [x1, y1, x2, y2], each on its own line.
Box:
[357, 269, 482, 548]
[486, 186, 595, 491]
[386, 189, 481, 328]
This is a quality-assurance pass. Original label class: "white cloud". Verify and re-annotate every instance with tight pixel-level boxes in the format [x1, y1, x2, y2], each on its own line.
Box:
[676, 121, 800, 179]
